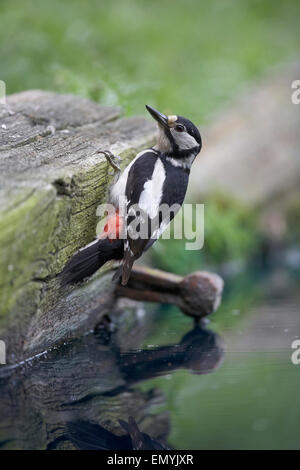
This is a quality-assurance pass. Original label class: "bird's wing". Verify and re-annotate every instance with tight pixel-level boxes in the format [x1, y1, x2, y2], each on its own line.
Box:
[121, 153, 189, 285]
[121, 151, 161, 284]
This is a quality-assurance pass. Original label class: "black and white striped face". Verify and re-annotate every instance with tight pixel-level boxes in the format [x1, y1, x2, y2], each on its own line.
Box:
[146, 105, 202, 159]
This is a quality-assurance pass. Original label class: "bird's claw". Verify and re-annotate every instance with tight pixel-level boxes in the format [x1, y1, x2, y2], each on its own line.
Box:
[96, 150, 121, 173]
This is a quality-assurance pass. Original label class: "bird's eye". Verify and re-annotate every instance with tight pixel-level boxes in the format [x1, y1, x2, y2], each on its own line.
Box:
[175, 124, 184, 132]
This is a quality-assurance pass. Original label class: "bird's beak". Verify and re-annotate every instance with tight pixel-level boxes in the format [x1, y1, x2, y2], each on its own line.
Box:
[145, 105, 169, 129]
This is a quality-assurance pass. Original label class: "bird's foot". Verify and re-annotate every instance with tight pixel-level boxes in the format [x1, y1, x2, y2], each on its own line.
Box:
[96, 150, 121, 174]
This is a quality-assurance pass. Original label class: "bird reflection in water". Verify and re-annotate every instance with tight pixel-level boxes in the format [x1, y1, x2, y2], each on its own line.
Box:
[0, 322, 224, 450]
[65, 325, 224, 450]
[119, 325, 224, 382]
[67, 416, 169, 450]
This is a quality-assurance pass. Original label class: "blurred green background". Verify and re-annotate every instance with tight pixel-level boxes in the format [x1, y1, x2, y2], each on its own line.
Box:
[1, 0, 300, 123]
[1, 0, 300, 450]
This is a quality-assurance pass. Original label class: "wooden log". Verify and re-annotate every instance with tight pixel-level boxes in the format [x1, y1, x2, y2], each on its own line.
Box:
[0, 91, 156, 362]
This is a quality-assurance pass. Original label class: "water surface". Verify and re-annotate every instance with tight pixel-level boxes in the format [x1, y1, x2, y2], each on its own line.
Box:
[0, 268, 299, 450]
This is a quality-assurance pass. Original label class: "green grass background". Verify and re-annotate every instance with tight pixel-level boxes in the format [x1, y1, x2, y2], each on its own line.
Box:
[1, 0, 300, 123]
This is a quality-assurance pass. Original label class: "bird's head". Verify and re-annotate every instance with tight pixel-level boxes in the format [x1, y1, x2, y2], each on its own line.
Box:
[146, 104, 202, 159]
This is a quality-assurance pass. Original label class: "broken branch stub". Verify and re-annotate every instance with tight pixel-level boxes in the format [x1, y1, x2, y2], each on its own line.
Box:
[115, 266, 224, 319]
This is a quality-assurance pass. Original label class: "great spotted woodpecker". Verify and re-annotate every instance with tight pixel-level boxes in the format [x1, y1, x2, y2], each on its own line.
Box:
[61, 105, 202, 286]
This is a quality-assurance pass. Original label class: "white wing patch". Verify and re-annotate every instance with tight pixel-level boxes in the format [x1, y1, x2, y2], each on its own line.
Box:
[110, 149, 156, 206]
[139, 158, 166, 219]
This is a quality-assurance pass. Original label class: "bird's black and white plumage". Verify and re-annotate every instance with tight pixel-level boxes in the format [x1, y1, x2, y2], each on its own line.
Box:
[61, 105, 202, 286]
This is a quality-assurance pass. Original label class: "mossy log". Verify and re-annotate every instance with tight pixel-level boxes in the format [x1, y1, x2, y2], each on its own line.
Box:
[0, 91, 156, 363]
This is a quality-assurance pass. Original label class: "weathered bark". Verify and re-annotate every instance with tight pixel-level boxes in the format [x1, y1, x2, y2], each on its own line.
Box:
[0, 90, 156, 362]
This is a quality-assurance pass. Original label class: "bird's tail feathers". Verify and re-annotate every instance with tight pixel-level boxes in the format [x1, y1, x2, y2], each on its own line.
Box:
[66, 420, 128, 450]
[60, 237, 123, 286]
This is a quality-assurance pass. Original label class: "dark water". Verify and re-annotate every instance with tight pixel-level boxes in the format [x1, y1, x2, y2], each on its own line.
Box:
[0, 268, 299, 450]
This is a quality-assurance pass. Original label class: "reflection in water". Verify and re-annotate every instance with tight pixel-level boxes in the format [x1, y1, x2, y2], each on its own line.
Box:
[0, 323, 223, 450]
[120, 326, 224, 382]
[66, 416, 169, 450]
